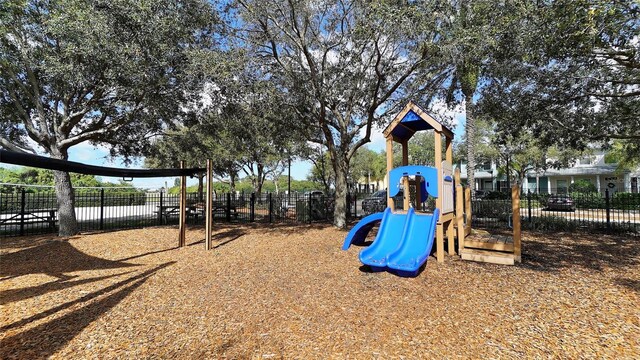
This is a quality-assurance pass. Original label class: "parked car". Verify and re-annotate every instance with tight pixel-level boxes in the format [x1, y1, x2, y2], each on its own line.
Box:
[474, 190, 490, 199]
[304, 190, 325, 199]
[546, 194, 576, 212]
[362, 190, 404, 214]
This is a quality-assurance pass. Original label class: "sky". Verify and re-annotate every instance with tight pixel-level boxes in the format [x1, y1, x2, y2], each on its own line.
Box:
[2, 105, 466, 190]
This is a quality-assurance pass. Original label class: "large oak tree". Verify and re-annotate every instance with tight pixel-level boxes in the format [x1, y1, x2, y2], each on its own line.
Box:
[235, 0, 451, 227]
[1, 0, 217, 235]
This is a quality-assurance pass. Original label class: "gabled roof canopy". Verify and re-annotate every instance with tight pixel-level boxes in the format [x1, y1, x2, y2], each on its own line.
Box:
[383, 101, 454, 142]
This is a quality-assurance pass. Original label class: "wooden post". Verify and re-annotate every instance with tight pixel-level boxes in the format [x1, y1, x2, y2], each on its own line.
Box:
[434, 132, 444, 261]
[445, 137, 453, 164]
[512, 185, 521, 263]
[456, 184, 465, 254]
[205, 159, 213, 250]
[178, 160, 187, 248]
[402, 140, 410, 211]
[386, 138, 394, 209]
[436, 219, 444, 263]
[446, 221, 455, 255]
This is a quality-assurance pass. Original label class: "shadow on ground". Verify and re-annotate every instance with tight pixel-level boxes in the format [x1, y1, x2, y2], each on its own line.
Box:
[520, 232, 639, 273]
[0, 262, 174, 359]
[0, 240, 137, 282]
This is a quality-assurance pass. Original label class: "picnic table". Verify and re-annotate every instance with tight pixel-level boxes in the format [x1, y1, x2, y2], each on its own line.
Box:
[155, 205, 199, 224]
[194, 201, 239, 220]
[0, 208, 58, 234]
[155, 199, 241, 224]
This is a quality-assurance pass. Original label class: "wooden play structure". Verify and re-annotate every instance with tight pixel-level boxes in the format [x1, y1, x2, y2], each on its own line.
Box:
[382, 101, 521, 265]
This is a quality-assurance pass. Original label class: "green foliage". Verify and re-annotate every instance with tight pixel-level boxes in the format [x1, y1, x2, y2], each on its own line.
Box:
[568, 180, 598, 194]
[479, 1, 639, 151]
[473, 199, 512, 220]
[350, 148, 386, 183]
[469, 117, 584, 185]
[235, 0, 454, 226]
[1, 0, 218, 157]
[0, 167, 140, 193]
[603, 140, 640, 170]
[567, 192, 606, 210]
[168, 178, 321, 195]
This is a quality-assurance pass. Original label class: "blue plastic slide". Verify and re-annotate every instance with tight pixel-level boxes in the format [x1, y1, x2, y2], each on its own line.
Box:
[341, 211, 385, 250]
[387, 208, 440, 277]
[358, 207, 412, 270]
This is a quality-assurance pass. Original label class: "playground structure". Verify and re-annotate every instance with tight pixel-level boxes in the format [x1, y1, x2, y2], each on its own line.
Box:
[343, 101, 521, 273]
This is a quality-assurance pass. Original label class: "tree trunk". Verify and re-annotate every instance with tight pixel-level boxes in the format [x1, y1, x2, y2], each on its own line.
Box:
[256, 163, 264, 197]
[197, 174, 204, 202]
[50, 149, 79, 236]
[465, 103, 476, 191]
[332, 156, 349, 229]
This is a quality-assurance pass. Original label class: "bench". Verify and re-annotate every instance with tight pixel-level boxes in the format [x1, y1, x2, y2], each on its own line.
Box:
[0, 209, 58, 232]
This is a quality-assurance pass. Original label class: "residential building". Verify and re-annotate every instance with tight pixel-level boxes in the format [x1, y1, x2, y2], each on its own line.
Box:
[457, 150, 639, 194]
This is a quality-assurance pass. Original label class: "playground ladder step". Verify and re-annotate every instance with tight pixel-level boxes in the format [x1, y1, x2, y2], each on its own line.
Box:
[460, 248, 518, 266]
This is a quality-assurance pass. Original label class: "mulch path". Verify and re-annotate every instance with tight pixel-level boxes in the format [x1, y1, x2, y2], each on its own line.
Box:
[1, 224, 638, 359]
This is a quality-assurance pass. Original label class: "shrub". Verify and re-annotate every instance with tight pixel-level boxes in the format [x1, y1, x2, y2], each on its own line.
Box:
[568, 179, 598, 193]
[472, 199, 512, 220]
[612, 192, 640, 210]
[569, 192, 606, 209]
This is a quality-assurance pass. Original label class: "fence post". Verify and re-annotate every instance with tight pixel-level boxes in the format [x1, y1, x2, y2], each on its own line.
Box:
[158, 191, 164, 225]
[19, 188, 26, 236]
[250, 193, 255, 222]
[268, 192, 273, 223]
[226, 193, 231, 222]
[605, 188, 611, 229]
[99, 188, 105, 230]
[527, 190, 532, 223]
[346, 193, 351, 219]
[353, 193, 357, 219]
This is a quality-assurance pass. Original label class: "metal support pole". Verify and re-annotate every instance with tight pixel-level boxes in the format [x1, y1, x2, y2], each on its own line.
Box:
[527, 190, 532, 223]
[178, 160, 187, 247]
[250, 193, 255, 222]
[605, 188, 611, 229]
[20, 189, 25, 236]
[100, 188, 105, 230]
[226, 193, 231, 222]
[268, 192, 273, 223]
[205, 159, 213, 250]
[158, 191, 164, 225]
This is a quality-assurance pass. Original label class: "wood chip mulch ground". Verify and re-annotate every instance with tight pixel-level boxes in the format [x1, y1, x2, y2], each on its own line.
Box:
[1, 224, 638, 359]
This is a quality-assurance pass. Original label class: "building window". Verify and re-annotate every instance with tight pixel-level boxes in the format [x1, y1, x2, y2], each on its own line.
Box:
[633, 177, 638, 193]
[480, 161, 492, 171]
[578, 156, 593, 165]
[557, 180, 568, 194]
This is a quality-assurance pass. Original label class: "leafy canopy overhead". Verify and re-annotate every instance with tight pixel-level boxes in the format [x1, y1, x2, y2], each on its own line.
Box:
[0, 0, 218, 158]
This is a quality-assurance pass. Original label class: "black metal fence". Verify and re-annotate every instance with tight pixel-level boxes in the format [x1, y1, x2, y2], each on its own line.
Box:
[6, 186, 635, 237]
[471, 189, 639, 233]
[0, 190, 368, 237]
